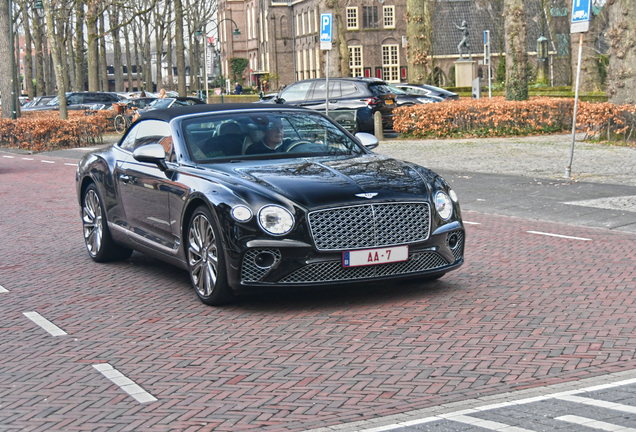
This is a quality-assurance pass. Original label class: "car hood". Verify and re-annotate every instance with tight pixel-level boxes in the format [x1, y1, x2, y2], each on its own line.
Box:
[215, 154, 432, 209]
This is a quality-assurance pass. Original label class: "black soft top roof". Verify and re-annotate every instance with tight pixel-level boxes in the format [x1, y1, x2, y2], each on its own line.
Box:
[137, 103, 303, 122]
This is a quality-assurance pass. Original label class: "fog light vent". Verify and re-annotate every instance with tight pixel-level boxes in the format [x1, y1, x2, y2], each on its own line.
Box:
[446, 230, 464, 262]
[241, 249, 281, 282]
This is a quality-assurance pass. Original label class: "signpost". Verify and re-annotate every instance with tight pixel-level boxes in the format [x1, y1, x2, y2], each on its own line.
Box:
[483, 30, 491, 99]
[320, 13, 333, 116]
[566, 0, 592, 178]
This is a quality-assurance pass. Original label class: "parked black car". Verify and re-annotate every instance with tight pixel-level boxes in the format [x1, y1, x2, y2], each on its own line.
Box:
[263, 78, 396, 133]
[394, 84, 459, 101]
[23, 92, 121, 111]
[386, 84, 444, 106]
[76, 104, 465, 305]
[136, 97, 205, 115]
[21, 95, 57, 111]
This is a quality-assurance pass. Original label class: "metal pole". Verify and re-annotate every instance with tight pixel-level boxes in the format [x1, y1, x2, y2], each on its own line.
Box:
[204, 32, 208, 103]
[566, 32, 583, 179]
[325, 52, 329, 117]
[9, 0, 17, 119]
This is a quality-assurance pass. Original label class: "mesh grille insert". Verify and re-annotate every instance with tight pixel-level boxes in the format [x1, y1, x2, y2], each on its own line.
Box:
[279, 251, 448, 284]
[241, 249, 282, 283]
[308, 203, 430, 251]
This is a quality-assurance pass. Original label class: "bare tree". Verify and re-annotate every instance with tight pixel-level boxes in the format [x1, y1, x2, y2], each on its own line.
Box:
[504, 0, 528, 100]
[43, 0, 68, 118]
[21, 0, 35, 99]
[174, 0, 187, 96]
[606, 0, 635, 104]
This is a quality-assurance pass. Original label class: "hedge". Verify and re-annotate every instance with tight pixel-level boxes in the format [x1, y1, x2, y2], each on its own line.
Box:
[393, 97, 636, 140]
[0, 110, 110, 152]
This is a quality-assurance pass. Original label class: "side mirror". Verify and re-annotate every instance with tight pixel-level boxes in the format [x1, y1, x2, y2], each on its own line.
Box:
[133, 143, 168, 172]
[275, 97, 285, 104]
[355, 132, 379, 150]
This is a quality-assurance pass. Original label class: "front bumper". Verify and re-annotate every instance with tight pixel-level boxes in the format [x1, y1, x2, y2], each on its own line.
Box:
[225, 224, 465, 294]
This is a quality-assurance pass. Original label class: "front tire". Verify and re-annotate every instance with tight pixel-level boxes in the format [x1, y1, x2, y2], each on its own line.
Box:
[186, 205, 234, 305]
[114, 115, 127, 134]
[82, 184, 133, 262]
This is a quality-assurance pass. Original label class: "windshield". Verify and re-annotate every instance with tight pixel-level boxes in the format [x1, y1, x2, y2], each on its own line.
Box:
[368, 83, 392, 95]
[182, 111, 365, 162]
[47, 97, 59, 106]
[147, 98, 174, 109]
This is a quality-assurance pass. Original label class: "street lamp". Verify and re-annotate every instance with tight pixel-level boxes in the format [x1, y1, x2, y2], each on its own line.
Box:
[536, 34, 549, 84]
[34, 0, 45, 17]
[196, 19, 241, 103]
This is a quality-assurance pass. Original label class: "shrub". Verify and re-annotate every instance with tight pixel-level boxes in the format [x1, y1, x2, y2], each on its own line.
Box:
[393, 97, 636, 141]
[0, 110, 110, 152]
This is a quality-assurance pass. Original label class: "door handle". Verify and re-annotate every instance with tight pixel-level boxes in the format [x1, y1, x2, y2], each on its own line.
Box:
[119, 174, 130, 184]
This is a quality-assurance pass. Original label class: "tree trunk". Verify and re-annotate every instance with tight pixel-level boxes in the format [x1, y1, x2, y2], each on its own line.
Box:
[57, 20, 71, 92]
[154, 12, 163, 91]
[99, 13, 109, 91]
[174, 0, 187, 96]
[406, 0, 430, 83]
[67, 26, 76, 91]
[110, 8, 124, 91]
[33, 13, 45, 96]
[43, 32, 55, 94]
[504, 0, 528, 100]
[86, 4, 99, 91]
[133, 23, 142, 90]
[124, 25, 134, 91]
[144, 23, 152, 92]
[0, 0, 13, 118]
[22, 1, 35, 99]
[75, 0, 86, 91]
[572, 12, 603, 93]
[333, 1, 350, 77]
[606, 0, 636, 104]
[167, 24, 174, 90]
[43, 0, 67, 119]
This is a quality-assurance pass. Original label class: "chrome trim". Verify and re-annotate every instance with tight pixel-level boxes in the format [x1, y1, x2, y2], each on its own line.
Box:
[108, 222, 179, 255]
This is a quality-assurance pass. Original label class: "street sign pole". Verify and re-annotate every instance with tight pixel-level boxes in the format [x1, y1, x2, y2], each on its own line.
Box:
[566, 0, 592, 179]
[320, 13, 333, 117]
[484, 30, 491, 99]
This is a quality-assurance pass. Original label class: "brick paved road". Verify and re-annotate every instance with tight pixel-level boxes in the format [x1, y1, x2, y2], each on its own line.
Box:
[1, 153, 636, 431]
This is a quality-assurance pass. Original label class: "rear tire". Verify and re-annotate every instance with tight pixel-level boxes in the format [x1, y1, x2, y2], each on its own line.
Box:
[186, 205, 234, 305]
[82, 184, 133, 262]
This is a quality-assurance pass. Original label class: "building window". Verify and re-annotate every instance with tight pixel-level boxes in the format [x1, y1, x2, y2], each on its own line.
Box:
[383, 6, 395, 29]
[346, 7, 358, 30]
[309, 10, 314, 33]
[302, 12, 306, 35]
[362, 6, 378, 29]
[348, 46, 363, 77]
[382, 44, 399, 82]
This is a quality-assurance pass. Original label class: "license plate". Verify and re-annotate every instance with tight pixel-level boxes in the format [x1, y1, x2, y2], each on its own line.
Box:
[385, 100, 394, 105]
[343, 245, 408, 267]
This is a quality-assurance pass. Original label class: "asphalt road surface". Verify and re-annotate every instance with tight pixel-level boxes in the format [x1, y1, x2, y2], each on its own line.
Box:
[1, 134, 635, 431]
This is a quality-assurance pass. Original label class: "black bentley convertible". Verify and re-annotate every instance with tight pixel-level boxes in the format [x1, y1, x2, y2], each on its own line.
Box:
[76, 104, 465, 305]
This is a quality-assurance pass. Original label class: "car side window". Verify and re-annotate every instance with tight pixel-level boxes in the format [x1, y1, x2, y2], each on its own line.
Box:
[340, 82, 357, 97]
[132, 120, 173, 158]
[67, 94, 83, 104]
[119, 124, 139, 151]
[279, 81, 312, 102]
[311, 81, 339, 100]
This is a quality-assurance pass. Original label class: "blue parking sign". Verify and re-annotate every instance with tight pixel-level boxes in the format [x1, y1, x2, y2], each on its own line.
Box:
[320, 13, 333, 50]
[571, 0, 591, 33]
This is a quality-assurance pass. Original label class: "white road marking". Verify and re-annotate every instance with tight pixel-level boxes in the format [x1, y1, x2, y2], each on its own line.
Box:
[41, 160, 55, 164]
[556, 395, 636, 414]
[2, 155, 15, 158]
[64, 163, 77, 166]
[92, 363, 157, 403]
[527, 230, 591, 241]
[448, 414, 535, 432]
[22, 157, 34, 160]
[22, 311, 67, 336]
[358, 376, 636, 432]
[464, 221, 481, 225]
[77, 147, 100, 151]
[0, 284, 8, 293]
[555, 415, 636, 432]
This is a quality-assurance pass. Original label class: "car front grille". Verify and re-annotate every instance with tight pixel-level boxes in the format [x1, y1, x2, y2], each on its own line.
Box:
[308, 203, 430, 251]
[278, 251, 448, 284]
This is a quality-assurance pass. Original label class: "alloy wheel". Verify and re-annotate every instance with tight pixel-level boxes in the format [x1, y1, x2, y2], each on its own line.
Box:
[188, 214, 218, 297]
[83, 189, 103, 256]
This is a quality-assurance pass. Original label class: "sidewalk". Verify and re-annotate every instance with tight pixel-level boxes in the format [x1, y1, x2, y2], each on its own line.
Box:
[378, 133, 636, 187]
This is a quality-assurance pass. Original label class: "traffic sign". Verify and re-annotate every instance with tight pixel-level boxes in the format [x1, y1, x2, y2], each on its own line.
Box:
[570, 0, 592, 33]
[320, 13, 333, 50]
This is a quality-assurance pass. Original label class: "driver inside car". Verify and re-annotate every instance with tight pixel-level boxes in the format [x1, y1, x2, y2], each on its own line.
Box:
[245, 118, 291, 155]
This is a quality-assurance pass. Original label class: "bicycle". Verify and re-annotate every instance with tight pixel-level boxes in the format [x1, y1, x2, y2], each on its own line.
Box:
[112, 102, 138, 134]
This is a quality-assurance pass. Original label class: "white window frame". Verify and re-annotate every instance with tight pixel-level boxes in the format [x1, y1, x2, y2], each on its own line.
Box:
[346, 7, 359, 30]
[349, 46, 363, 77]
[382, 44, 400, 83]
[383, 6, 395, 29]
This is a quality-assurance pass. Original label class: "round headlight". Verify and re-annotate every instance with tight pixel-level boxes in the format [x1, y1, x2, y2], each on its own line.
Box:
[435, 191, 453, 220]
[449, 188, 458, 202]
[258, 205, 294, 235]
[231, 205, 252, 222]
